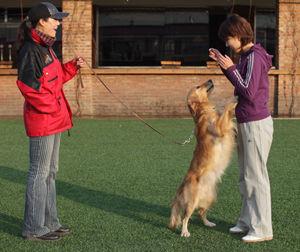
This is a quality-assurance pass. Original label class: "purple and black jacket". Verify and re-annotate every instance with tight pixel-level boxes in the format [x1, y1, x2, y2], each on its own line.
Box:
[223, 43, 273, 123]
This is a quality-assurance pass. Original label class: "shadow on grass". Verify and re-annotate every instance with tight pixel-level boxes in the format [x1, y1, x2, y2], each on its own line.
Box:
[0, 165, 234, 238]
[191, 218, 242, 241]
[0, 166, 169, 233]
[0, 213, 23, 237]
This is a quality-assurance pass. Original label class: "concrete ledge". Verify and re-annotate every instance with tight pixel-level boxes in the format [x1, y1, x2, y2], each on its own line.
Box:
[79, 67, 300, 76]
[1, 67, 299, 76]
[0, 69, 17, 75]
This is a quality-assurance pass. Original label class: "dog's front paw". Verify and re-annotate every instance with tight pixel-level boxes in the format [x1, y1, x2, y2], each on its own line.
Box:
[224, 103, 237, 118]
[225, 102, 237, 112]
[181, 230, 191, 237]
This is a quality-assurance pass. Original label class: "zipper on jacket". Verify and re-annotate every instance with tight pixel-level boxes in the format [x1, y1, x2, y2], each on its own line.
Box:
[48, 76, 58, 82]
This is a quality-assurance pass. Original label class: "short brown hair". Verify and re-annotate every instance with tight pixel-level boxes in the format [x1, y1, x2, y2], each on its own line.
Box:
[218, 14, 253, 46]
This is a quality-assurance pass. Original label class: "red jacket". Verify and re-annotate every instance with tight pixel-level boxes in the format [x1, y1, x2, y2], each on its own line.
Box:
[16, 30, 78, 137]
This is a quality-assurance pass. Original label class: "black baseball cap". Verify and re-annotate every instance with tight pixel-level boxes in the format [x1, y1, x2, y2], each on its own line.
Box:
[27, 2, 69, 22]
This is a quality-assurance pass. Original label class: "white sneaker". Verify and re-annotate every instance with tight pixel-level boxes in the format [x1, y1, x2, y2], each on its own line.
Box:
[242, 234, 273, 243]
[229, 226, 248, 234]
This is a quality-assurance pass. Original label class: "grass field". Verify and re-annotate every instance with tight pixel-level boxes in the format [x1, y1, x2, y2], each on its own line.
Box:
[0, 118, 299, 251]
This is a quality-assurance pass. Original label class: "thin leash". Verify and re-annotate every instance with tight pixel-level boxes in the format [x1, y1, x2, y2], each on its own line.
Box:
[74, 55, 194, 146]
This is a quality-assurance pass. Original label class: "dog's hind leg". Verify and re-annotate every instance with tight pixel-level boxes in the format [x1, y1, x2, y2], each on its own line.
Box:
[199, 208, 216, 227]
[181, 205, 194, 237]
[169, 202, 181, 230]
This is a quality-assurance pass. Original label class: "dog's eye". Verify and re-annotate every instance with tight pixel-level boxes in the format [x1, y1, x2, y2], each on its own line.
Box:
[196, 85, 201, 89]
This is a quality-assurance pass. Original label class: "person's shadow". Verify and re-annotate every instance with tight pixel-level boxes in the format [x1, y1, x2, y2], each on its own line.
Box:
[0, 213, 23, 237]
[0, 166, 169, 236]
[0, 166, 236, 238]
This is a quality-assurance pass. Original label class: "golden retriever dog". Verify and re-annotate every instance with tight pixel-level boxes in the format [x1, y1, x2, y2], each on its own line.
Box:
[169, 80, 236, 237]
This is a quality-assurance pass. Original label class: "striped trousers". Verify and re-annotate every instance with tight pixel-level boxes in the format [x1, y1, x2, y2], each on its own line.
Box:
[236, 116, 273, 238]
[22, 133, 62, 238]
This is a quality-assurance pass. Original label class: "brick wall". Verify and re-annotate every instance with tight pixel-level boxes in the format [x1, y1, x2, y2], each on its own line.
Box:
[70, 74, 237, 117]
[0, 74, 23, 116]
[58, 0, 280, 118]
[58, 71, 278, 117]
[0, 70, 277, 118]
[62, 0, 92, 65]
[0, 0, 298, 118]
[61, 0, 94, 116]
[277, 0, 300, 116]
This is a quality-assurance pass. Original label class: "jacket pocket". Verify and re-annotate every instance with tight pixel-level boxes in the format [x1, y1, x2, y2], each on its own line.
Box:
[48, 76, 58, 83]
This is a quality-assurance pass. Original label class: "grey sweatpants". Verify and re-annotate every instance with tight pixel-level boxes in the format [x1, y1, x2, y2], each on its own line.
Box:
[236, 116, 273, 237]
[22, 133, 62, 238]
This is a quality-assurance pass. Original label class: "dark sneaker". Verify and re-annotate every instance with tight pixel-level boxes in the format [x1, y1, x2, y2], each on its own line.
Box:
[53, 226, 71, 236]
[25, 232, 60, 241]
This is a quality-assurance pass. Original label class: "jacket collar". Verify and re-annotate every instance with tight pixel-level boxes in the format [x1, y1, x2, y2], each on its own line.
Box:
[31, 29, 56, 47]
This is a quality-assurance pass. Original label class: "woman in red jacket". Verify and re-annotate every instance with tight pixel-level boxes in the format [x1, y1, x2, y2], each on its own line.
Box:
[16, 2, 84, 241]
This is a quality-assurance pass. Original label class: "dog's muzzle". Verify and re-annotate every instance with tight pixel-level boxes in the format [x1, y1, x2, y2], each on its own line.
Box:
[205, 79, 214, 92]
[196, 79, 214, 92]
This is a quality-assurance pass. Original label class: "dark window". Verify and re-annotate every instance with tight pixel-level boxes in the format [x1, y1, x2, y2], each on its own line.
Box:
[0, 8, 24, 65]
[255, 10, 276, 66]
[0, 8, 62, 68]
[208, 7, 229, 58]
[96, 8, 209, 66]
[95, 5, 277, 67]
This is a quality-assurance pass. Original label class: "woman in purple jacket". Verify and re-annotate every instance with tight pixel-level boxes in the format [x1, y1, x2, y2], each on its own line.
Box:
[209, 14, 273, 243]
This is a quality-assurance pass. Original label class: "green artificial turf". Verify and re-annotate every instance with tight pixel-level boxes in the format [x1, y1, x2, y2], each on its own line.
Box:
[0, 118, 299, 251]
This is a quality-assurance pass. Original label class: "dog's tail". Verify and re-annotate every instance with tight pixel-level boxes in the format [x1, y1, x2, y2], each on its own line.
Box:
[168, 200, 182, 230]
